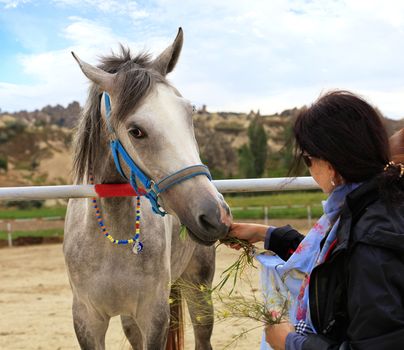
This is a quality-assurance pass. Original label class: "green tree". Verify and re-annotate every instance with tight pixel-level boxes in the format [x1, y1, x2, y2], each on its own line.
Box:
[0, 156, 7, 172]
[238, 144, 254, 178]
[266, 115, 310, 177]
[268, 122, 294, 177]
[248, 116, 268, 177]
[238, 116, 268, 178]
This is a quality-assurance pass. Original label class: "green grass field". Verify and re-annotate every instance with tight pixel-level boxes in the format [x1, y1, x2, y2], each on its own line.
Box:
[225, 190, 326, 219]
[224, 190, 326, 207]
[231, 205, 323, 220]
[0, 228, 64, 240]
[0, 191, 326, 220]
[0, 206, 66, 220]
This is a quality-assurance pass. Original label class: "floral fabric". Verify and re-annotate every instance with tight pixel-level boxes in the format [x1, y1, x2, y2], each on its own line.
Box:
[257, 183, 361, 349]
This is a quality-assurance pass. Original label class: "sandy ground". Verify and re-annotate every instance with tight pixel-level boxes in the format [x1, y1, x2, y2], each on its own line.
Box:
[0, 219, 309, 350]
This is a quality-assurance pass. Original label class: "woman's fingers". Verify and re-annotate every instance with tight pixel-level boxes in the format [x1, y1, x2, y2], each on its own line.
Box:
[229, 243, 242, 250]
[222, 241, 242, 250]
[265, 322, 294, 350]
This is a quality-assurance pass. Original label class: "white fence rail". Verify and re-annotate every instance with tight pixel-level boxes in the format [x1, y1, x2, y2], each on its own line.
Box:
[0, 177, 319, 201]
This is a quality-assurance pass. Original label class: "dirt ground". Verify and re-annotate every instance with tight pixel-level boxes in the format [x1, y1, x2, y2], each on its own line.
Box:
[0, 219, 309, 350]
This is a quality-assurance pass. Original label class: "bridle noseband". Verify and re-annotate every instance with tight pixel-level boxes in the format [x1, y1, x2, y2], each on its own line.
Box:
[102, 92, 212, 216]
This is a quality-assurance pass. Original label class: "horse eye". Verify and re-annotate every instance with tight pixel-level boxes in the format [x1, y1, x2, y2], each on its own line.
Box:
[129, 127, 146, 139]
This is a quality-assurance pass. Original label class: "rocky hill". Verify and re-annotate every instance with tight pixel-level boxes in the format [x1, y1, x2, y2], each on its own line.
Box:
[193, 108, 300, 177]
[5, 102, 81, 128]
[0, 115, 72, 186]
[0, 103, 402, 187]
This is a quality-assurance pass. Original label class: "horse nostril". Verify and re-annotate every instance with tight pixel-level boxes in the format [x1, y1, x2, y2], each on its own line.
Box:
[223, 203, 231, 217]
[198, 214, 217, 232]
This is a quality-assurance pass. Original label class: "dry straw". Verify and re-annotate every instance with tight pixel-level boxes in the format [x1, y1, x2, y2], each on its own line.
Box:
[214, 237, 258, 294]
[168, 236, 290, 348]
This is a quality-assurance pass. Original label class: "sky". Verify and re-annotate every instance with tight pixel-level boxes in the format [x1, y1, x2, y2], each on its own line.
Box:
[0, 0, 404, 120]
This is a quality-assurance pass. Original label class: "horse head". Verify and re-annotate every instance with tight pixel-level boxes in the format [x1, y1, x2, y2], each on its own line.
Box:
[72, 28, 231, 245]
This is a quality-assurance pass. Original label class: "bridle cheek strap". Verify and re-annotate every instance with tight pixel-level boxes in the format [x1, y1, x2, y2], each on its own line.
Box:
[154, 165, 212, 194]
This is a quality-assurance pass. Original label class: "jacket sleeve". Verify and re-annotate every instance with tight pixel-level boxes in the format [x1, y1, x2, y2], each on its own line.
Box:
[303, 243, 404, 350]
[265, 224, 305, 261]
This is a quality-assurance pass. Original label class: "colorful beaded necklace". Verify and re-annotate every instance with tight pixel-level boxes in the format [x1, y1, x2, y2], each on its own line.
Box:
[89, 176, 143, 254]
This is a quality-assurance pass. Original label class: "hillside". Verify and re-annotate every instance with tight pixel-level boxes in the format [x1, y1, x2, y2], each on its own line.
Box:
[193, 108, 300, 177]
[0, 103, 403, 187]
[0, 115, 72, 186]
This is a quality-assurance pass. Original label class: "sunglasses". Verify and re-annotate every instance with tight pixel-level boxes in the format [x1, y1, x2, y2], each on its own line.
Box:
[301, 152, 313, 167]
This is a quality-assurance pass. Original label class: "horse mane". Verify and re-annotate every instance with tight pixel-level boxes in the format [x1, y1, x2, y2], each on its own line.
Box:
[72, 46, 166, 183]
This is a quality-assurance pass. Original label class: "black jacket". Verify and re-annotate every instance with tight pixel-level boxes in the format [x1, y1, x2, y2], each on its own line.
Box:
[267, 180, 404, 350]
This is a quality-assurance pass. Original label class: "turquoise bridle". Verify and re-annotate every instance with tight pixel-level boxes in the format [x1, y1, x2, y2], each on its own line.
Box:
[103, 92, 212, 216]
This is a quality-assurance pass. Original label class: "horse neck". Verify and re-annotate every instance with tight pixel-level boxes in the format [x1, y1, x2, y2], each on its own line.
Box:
[89, 135, 142, 214]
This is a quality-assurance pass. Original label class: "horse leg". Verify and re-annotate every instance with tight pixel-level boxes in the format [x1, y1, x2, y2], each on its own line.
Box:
[181, 245, 215, 350]
[144, 302, 171, 350]
[120, 315, 143, 349]
[141, 303, 171, 349]
[72, 297, 110, 350]
[120, 296, 171, 350]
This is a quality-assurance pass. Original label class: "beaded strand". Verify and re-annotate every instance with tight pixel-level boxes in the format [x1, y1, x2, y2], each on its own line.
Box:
[89, 176, 143, 253]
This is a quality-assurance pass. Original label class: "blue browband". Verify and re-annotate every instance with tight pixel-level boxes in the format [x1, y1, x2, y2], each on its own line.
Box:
[102, 92, 212, 216]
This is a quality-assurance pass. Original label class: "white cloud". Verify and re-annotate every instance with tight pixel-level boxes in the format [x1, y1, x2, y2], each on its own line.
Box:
[165, 0, 404, 118]
[52, 0, 149, 20]
[0, 0, 30, 9]
[0, 17, 124, 111]
[359, 88, 404, 118]
[0, 48, 89, 111]
[1, 0, 404, 119]
[0, 15, 176, 112]
[63, 16, 123, 49]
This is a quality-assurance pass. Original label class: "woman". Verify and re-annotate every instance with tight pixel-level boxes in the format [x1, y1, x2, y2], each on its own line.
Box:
[229, 91, 404, 350]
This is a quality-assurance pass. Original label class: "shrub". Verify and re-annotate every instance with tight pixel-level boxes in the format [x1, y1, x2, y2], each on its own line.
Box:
[0, 156, 7, 172]
[214, 122, 245, 132]
[5, 200, 44, 210]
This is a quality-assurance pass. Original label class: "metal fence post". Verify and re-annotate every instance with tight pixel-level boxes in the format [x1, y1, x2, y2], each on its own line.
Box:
[7, 222, 12, 247]
[307, 205, 312, 228]
[264, 206, 269, 225]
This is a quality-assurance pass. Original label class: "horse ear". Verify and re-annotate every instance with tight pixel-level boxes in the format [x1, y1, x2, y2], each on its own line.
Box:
[71, 52, 115, 92]
[153, 27, 183, 76]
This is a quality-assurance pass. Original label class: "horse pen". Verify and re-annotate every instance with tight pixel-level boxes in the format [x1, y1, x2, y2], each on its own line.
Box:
[0, 177, 317, 349]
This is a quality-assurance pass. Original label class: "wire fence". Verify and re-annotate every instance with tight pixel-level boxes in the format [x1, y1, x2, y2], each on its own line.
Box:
[231, 204, 323, 226]
[0, 203, 325, 247]
[0, 217, 64, 247]
[0, 203, 323, 248]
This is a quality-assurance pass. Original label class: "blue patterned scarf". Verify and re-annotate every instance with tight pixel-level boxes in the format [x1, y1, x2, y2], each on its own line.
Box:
[257, 183, 361, 348]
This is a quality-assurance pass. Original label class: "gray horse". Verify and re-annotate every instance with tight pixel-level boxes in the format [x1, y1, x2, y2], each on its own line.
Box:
[64, 28, 232, 350]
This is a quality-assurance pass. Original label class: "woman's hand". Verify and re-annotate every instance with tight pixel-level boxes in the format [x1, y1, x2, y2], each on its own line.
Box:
[226, 223, 268, 249]
[265, 321, 295, 350]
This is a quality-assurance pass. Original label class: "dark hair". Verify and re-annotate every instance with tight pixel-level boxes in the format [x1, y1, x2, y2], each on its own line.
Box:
[292, 90, 403, 203]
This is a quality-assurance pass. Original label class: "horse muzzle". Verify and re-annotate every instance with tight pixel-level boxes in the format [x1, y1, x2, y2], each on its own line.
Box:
[160, 179, 232, 245]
